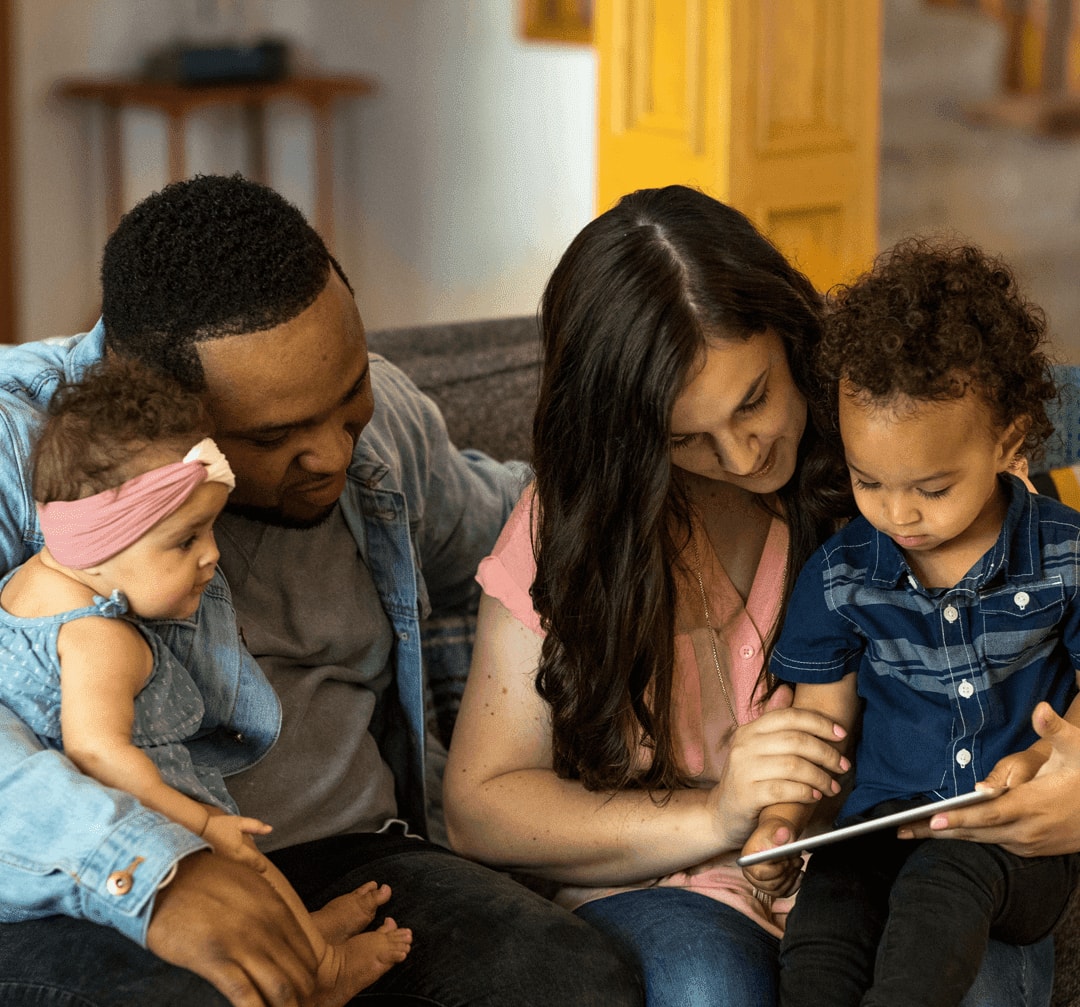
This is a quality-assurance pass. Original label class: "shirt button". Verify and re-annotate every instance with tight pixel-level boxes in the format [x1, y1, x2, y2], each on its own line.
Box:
[106, 856, 144, 896]
[958, 680, 974, 699]
[740, 645, 755, 659]
[1014, 591, 1030, 610]
[107, 871, 134, 896]
[907, 574, 919, 589]
[944, 605, 959, 623]
[955, 748, 972, 768]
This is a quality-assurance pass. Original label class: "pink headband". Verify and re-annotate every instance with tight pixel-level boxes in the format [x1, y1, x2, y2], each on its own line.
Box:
[37, 438, 236, 569]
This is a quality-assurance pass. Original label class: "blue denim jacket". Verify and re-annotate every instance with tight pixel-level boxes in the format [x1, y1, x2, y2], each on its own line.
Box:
[0, 322, 526, 944]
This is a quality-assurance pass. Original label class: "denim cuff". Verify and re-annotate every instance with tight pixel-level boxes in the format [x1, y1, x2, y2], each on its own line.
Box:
[74, 810, 208, 945]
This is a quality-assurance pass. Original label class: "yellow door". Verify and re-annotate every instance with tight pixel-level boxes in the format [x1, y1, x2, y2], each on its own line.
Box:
[595, 0, 881, 290]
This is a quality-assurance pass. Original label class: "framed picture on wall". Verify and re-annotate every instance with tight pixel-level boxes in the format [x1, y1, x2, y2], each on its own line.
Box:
[520, 0, 593, 44]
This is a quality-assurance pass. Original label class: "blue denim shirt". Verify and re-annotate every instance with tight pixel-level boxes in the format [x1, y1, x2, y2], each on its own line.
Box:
[0, 322, 526, 945]
[773, 475, 1080, 822]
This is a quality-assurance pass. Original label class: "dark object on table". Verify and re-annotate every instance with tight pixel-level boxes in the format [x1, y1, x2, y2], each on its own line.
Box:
[143, 39, 289, 85]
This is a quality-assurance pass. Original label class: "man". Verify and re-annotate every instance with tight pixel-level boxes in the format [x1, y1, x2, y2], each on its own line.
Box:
[0, 174, 641, 1006]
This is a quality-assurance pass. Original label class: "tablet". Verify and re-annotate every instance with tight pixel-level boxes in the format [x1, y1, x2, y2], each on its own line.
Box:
[736, 788, 1006, 867]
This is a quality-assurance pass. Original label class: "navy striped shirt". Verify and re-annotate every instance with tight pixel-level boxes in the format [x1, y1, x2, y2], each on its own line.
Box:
[773, 475, 1080, 821]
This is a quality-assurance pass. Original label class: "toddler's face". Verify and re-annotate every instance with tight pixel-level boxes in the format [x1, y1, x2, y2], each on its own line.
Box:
[838, 383, 1018, 568]
[91, 481, 228, 620]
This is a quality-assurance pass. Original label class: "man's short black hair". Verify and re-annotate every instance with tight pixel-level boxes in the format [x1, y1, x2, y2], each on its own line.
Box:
[101, 173, 352, 390]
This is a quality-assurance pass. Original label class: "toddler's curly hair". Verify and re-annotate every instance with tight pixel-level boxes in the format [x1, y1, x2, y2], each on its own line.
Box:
[33, 357, 212, 504]
[819, 238, 1057, 459]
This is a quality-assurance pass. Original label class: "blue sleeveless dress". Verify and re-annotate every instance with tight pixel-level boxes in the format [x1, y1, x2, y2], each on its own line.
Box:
[0, 570, 237, 811]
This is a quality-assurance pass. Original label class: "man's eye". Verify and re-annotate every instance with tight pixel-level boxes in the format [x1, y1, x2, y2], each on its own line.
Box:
[249, 433, 289, 449]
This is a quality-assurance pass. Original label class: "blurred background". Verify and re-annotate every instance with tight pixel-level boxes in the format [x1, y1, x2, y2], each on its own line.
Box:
[1, 0, 1079, 362]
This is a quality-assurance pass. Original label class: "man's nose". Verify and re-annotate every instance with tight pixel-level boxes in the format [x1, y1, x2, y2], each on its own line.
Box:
[298, 423, 355, 473]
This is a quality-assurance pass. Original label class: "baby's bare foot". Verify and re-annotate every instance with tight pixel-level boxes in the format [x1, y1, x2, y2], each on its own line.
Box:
[315, 918, 413, 1006]
[312, 881, 392, 944]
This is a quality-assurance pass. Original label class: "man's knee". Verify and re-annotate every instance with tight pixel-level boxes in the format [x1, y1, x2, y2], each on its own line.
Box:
[527, 910, 643, 1006]
[0, 917, 229, 1007]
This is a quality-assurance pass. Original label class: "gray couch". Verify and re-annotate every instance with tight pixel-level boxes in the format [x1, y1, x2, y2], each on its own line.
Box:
[368, 315, 1079, 1005]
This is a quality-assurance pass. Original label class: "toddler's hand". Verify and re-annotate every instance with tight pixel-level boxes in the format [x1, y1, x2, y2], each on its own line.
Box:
[982, 746, 1047, 791]
[740, 818, 803, 897]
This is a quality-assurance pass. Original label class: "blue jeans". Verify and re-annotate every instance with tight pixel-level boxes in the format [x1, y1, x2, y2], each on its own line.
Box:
[575, 888, 781, 1007]
[574, 885, 1053, 1007]
[0, 832, 642, 1006]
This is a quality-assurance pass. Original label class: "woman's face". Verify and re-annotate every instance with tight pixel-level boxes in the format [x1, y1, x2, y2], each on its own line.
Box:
[669, 329, 807, 494]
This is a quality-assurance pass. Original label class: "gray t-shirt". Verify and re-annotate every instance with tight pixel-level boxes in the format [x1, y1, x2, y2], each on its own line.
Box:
[215, 505, 399, 850]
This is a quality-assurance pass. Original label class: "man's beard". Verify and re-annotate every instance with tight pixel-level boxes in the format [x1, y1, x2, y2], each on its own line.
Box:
[224, 500, 338, 530]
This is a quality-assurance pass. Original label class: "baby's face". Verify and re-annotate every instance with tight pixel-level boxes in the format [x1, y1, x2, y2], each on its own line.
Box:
[92, 481, 228, 620]
[839, 384, 1017, 567]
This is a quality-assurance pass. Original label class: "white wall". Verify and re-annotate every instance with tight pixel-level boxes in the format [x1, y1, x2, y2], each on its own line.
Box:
[12, 1, 596, 342]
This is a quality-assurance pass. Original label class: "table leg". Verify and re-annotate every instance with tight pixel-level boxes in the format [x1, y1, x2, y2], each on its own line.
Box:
[313, 101, 335, 247]
[166, 110, 186, 182]
[102, 104, 123, 234]
[245, 102, 267, 182]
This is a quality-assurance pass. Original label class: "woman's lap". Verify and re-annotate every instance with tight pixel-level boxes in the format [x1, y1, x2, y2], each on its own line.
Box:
[574, 888, 779, 1007]
[959, 936, 1053, 1007]
[572, 888, 1053, 1007]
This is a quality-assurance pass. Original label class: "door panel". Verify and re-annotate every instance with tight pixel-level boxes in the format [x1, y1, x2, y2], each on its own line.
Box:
[597, 0, 881, 290]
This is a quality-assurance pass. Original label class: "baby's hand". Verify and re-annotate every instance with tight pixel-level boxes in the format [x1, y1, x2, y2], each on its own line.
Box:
[740, 817, 803, 897]
[201, 813, 273, 872]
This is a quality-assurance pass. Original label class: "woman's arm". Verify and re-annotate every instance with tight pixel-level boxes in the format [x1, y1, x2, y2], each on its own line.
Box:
[444, 593, 850, 886]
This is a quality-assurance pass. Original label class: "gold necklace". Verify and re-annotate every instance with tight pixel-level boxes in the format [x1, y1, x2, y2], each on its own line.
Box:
[693, 531, 774, 911]
[691, 536, 738, 728]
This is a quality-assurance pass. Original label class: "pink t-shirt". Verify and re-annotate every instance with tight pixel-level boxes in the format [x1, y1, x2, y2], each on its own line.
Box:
[475, 487, 796, 936]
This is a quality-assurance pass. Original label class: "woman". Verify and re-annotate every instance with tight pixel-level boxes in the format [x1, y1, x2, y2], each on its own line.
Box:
[443, 186, 1053, 1006]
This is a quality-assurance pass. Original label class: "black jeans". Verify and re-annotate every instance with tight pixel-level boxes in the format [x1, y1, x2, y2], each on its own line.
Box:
[779, 817, 1080, 1007]
[0, 831, 643, 1006]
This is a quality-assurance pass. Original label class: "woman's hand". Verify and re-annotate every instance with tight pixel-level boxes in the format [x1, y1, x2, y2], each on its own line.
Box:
[707, 685, 850, 850]
[899, 703, 1080, 857]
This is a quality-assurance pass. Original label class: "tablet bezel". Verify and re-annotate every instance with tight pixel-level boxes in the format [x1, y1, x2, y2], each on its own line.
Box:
[735, 789, 1005, 868]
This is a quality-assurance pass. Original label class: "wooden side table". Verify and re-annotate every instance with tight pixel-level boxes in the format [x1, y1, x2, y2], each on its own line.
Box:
[56, 74, 376, 246]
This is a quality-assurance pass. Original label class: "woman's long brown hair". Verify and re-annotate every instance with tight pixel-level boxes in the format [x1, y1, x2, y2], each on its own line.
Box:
[531, 185, 851, 795]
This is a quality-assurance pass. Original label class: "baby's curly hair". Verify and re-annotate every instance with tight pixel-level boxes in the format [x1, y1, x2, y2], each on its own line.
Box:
[101, 173, 351, 391]
[819, 238, 1057, 459]
[33, 357, 212, 504]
